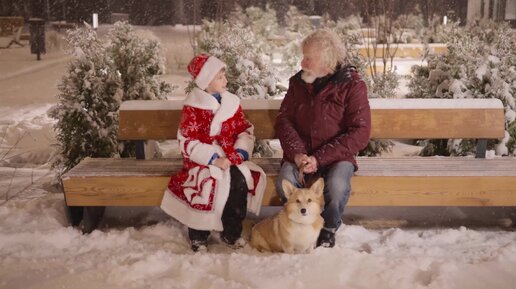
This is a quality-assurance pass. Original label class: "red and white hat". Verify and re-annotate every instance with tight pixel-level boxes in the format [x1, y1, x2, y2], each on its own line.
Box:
[187, 54, 226, 90]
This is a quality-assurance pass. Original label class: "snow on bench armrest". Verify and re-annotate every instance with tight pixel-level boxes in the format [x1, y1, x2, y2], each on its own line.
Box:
[369, 98, 503, 110]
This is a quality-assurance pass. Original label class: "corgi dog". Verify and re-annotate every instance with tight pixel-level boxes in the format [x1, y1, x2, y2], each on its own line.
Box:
[250, 178, 325, 253]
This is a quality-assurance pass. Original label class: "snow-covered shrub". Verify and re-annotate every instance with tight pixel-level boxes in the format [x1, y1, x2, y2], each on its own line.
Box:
[243, 5, 280, 40]
[196, 20, 283, 99]
[108, 22, 172, 157]
[323, 15, 363, 46]
[421, 16, 458, 43]
[49, 23, 172, 174]
[366, 70, 399, 99]
[49, 27, 123, 174]
[407, 20, 516, 156]
[324, 15, 362, 34]
[275, 37, 302, 76]
[108, 22, 171, 101]
[284, 6, 312, 35]
[393, 13, 424, 43]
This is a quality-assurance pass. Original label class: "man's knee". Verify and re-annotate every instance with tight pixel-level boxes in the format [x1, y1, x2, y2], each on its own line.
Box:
[326, 161, 353, 189]
[324, 161, 354, 205]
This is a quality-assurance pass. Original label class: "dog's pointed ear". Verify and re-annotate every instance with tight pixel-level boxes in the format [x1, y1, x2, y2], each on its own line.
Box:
[282, 180, 296, 200]
[310, 178, 325, 196]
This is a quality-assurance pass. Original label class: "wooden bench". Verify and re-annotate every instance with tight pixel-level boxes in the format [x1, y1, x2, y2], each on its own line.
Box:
[61, 98, 516, 233]
[0, 16, 24, 48]
[50, 21, 77, 31]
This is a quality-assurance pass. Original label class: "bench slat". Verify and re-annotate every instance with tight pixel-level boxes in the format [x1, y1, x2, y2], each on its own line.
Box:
[63, 157, 516, 207]
[118, 99, 505, 140]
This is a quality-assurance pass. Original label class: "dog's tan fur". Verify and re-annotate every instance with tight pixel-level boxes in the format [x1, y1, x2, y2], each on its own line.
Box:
[250, 178, 325, 253]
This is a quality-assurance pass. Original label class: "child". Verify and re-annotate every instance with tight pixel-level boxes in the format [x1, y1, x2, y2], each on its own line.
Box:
[160, 54, 266, 252]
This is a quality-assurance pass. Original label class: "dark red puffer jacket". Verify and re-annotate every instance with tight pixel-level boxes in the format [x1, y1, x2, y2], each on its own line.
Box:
[275, 65, 371, 170]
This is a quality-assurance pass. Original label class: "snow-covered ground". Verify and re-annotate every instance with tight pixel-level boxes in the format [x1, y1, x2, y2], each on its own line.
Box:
[1, 25, 515, 289]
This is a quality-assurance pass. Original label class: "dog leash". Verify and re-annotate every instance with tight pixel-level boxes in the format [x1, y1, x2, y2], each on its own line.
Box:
[298, 161, 321, 188]
[297, 162, 307, 187]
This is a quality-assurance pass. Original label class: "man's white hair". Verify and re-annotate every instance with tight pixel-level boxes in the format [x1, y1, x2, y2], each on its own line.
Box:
[301, 29, 347, 72]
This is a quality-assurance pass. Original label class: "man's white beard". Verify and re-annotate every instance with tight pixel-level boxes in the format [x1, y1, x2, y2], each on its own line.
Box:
[301, 70, 317, 83]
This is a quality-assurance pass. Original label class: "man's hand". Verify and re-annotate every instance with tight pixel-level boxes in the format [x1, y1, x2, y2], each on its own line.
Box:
[303, 156, 318, 173]
[294, 153, 310, 168]
[213, 157, 231, 170]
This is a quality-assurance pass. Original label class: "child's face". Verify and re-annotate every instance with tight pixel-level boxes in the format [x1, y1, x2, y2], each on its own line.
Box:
[206, 69, 227, 94]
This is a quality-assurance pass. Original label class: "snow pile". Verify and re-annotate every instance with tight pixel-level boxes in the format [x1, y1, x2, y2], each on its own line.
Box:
[1, 189, 516, 289]
[0, 105, 55, 166]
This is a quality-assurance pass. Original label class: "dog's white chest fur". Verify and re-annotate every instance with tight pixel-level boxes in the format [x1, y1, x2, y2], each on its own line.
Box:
[285, 223, 320, 252]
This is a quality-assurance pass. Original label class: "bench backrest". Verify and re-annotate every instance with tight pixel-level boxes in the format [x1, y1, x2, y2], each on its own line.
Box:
[118, 98, 505, 141]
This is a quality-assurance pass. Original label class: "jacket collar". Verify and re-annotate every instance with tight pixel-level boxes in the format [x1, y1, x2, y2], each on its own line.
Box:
[294, 64, 357, 87]
[184, 87, 240, 136]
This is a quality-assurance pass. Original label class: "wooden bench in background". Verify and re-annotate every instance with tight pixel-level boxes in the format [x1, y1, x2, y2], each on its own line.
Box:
[50, 21, 77, 32]
[0, 16, 24, 48]
[62, 98, 516, 233]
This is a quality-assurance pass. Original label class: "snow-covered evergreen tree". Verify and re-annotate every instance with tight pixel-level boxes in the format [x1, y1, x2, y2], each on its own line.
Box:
[407, 20, 516, 156]
[49, 27, 123, 174]
[243, 5, 279, 41]
[49, 22, 172, 174]
[108, 21, 171, 101]
[108, 21, 171, 157]
[284, 6, 312, 35]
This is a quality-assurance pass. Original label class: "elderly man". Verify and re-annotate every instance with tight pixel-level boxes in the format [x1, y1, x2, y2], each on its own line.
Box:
[275, 29, 371, 248]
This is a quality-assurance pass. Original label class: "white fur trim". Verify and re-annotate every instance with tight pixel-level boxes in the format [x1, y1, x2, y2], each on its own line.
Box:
[233, 124, 255, 154]
[184, 88, 220, 111]
[161, 168, 231, 231]
[183, 89, 240, 137]
[194, 56, 226, 90]
[243, 161, 266, 215]
[210, 91, 240, 136]
[236, 164, 254, 190]
[209, 165, 224, 180]
[178, 130, 223, 165]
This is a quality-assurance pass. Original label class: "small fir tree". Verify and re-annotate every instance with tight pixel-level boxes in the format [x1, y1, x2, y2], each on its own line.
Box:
[108, 22, 172, 157]
[109, 22, 171, 101]
[49, 22, 172, 175]
[48, 27, 123, 174]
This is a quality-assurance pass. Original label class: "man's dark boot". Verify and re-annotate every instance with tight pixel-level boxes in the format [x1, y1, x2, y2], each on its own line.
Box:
[316, 229, 336, 248]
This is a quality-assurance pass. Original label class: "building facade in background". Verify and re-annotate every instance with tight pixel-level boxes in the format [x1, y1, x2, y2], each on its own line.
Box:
[467, 0, 516, 26]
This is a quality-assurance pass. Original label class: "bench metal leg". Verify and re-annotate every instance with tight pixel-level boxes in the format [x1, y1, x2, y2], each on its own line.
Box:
[80, 206, 106, 234]
[475, 139, 487, 159]
[6, 40, 23, 48]
[65, 205, 84, 227]
[135, 140, 145, 160]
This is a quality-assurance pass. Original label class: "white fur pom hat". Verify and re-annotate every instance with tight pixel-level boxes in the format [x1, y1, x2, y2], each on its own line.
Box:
[187, 54, 226, 90]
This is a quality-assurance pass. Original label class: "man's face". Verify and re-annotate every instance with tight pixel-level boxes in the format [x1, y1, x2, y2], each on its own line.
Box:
[206, 69, 228, 94]
[301, 44, 331, 78]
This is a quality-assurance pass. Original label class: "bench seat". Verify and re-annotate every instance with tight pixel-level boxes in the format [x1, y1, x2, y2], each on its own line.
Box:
[63, 157, 516, 207]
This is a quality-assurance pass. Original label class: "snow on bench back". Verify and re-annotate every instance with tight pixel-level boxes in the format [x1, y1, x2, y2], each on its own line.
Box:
[119, 98, 503, 111]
